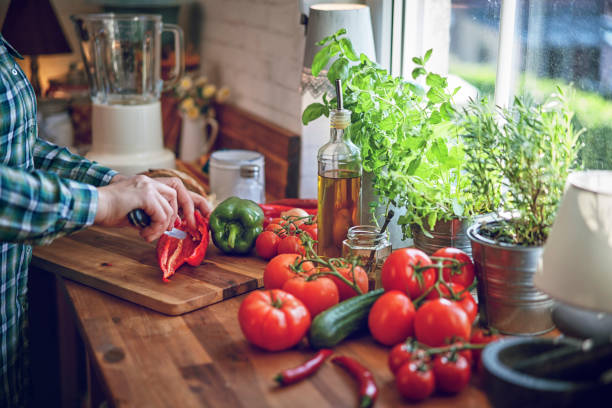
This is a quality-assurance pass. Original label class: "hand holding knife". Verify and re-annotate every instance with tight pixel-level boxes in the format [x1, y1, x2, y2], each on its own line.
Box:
[127, 209, 187, 239]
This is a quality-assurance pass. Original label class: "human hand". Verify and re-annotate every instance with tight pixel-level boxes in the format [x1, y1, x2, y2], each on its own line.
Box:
[95, 175, 179, 242]
[152, 176, 212, 228]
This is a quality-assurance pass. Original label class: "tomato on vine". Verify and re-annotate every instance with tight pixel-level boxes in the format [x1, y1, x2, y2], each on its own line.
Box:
[414, 298, 471, 347]
[282, 275, 339, 317]
[263, 253, 313, 290]
[432, 352, 471, 394]
[381, 248, 435, 299]
[395, 360, 435, 401]
[426, 282, 478, 324]
[255, 231, 281, 260]
[431, 247, 475, 288]
[388, 341, 429, 375]
[277, 235, 306, 256]
[470, 327, 502, 368]
[368, 290, 416, 346]
[327, 263, 369, 300]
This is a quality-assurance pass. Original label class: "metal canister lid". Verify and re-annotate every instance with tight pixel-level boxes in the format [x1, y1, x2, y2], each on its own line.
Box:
[240, 164, 259, 178]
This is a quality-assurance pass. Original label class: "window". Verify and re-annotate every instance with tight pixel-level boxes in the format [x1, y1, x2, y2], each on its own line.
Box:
[393, 0, 612, 169]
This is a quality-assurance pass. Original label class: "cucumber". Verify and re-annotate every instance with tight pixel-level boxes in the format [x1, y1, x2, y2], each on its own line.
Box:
[308, 288, 384, 349]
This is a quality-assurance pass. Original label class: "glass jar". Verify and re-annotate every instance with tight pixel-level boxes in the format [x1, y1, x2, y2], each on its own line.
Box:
[234, 164, 264, 203]
[342, 225, 392, 290]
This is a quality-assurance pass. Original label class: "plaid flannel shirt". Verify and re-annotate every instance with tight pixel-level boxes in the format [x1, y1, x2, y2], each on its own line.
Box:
[0, 34, 117, 407]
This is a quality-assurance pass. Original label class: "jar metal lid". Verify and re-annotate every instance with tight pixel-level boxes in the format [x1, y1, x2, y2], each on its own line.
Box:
[240, 164, 260, 178]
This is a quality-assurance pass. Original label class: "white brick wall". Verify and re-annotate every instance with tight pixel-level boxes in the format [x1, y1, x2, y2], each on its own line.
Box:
[194, 0, 305, 134]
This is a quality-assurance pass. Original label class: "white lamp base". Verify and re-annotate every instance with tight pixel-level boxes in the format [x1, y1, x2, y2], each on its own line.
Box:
[88, 101, 176, 175]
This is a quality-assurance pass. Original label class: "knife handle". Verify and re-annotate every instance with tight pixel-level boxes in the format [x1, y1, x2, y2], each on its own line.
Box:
[127, 209, 151, 228]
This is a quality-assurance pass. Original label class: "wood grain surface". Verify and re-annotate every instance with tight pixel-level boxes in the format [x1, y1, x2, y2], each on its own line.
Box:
[31, 226, 267, 315]
[62, 278, 492, 408]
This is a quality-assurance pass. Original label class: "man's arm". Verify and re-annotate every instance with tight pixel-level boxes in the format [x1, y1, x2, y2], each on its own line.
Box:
[33, 138, 117, 187]
[0, 165, 98, 246]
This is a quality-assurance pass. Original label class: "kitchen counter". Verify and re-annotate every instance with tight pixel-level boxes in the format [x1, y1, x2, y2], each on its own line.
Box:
[32, 270, 493, 407]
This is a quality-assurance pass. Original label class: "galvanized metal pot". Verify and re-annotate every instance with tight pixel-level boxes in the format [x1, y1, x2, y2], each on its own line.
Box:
[468, 222, 555, 335]
[411, 218, 473, 257]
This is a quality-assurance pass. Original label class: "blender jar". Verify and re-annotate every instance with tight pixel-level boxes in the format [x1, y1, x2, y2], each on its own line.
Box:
[71, 13, 184, 105]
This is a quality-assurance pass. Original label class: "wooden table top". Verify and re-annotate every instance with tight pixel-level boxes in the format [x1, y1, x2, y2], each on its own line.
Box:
[61, 278, 492, 408]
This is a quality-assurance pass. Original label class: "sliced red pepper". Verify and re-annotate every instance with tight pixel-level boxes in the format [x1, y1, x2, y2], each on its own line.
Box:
[156, 211, 209, 282]
[332, 356, 378, 408]
[274, 349, 333, 386]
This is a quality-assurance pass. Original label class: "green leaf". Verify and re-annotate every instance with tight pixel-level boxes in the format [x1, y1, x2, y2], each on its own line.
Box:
[412, 56, 424, 66]
[423, 49, 433, 63]
[412, 67, 427, 80]
[302, 103, 328, 125]
[430, 110, 442, 124]
[426, 73, 447, 88]
[406, 157, 422, 174]
[312, 47, 331, 77]
[327, 58, 349, 83]
[452, 199, 464, 217]
[339, 38, 359, 61]
[427, 87, 445, 104]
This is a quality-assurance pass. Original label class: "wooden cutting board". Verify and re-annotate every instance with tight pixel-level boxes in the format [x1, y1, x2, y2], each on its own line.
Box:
[31, 226, 267, 315]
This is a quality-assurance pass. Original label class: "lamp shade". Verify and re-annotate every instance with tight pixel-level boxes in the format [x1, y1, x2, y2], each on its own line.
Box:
[535, 171, 612, 313]
[304, 3, 375, 68]
[2, 0, 71, 55]
[301, 3, 375, 96]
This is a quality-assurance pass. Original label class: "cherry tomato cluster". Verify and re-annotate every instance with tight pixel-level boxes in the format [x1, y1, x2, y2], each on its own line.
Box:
[368, 247, 476, 348]
[239, 248, 369, 351]
[255, 213, 318, 260]
[367, 246, 503, 401]
[263, 253, 368, 318]
[388, 328, 502, 400]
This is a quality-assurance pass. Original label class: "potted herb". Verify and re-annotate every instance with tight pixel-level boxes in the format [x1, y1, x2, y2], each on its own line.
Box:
[302, 30, 490, 252]
[461, 90, 584, 335]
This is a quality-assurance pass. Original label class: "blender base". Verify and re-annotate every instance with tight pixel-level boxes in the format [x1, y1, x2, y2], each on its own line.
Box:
[89, 101, 176, 174]
[86, 149, 176, 175]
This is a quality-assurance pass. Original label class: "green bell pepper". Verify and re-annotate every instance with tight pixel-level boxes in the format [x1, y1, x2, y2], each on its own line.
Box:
[209, 197, 264, 254]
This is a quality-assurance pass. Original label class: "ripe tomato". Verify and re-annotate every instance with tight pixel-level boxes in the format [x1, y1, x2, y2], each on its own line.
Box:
[432, 352, 471, 394]
[448, 340, 473, 367]
[395, 361, 435, 401]
[265, 223, 287, 237]
[388, 341, 429, 375]
[277, 235, 306, 256]
[414, 298, 471, 347]
[381, 248, 435, 299]
[368, 290, 416, 346]
[255, 231, 280, 260]
[282, 275, 339, 317]
[327, 264, 369, 300]
[431, 247, 475, 288]
[298, 222, 318, 241]
[238, 289, 311, 351]
[263, 254, 313, 290]
[470, 327, 502, 368]
[426, 283, 478, 324]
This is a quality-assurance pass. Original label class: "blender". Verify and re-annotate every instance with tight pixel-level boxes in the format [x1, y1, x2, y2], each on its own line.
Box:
[71, 13, 184, 174]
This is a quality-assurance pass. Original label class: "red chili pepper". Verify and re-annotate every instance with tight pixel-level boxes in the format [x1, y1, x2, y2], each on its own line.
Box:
[259, 204, 295, 218]
[332, 356, 378, 408]
[156, 211, 209, 282]
[274, 349, 333, 386]
[267, 199, 318, 209]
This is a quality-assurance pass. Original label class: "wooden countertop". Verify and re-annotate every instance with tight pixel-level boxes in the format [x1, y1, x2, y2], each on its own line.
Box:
[60, 277, 492, 407]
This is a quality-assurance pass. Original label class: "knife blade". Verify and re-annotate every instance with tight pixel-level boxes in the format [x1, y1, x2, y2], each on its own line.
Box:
[127, 209, 187, 239]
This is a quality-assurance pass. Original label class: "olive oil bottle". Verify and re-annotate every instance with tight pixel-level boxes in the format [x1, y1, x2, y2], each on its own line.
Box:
[317, 80, 362, 257]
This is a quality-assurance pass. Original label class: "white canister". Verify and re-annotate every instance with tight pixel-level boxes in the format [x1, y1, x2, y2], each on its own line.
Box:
[210, 150, 265, 203]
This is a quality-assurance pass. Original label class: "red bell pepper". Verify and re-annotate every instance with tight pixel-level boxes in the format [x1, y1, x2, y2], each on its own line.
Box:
[156, 211, 209, 282]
